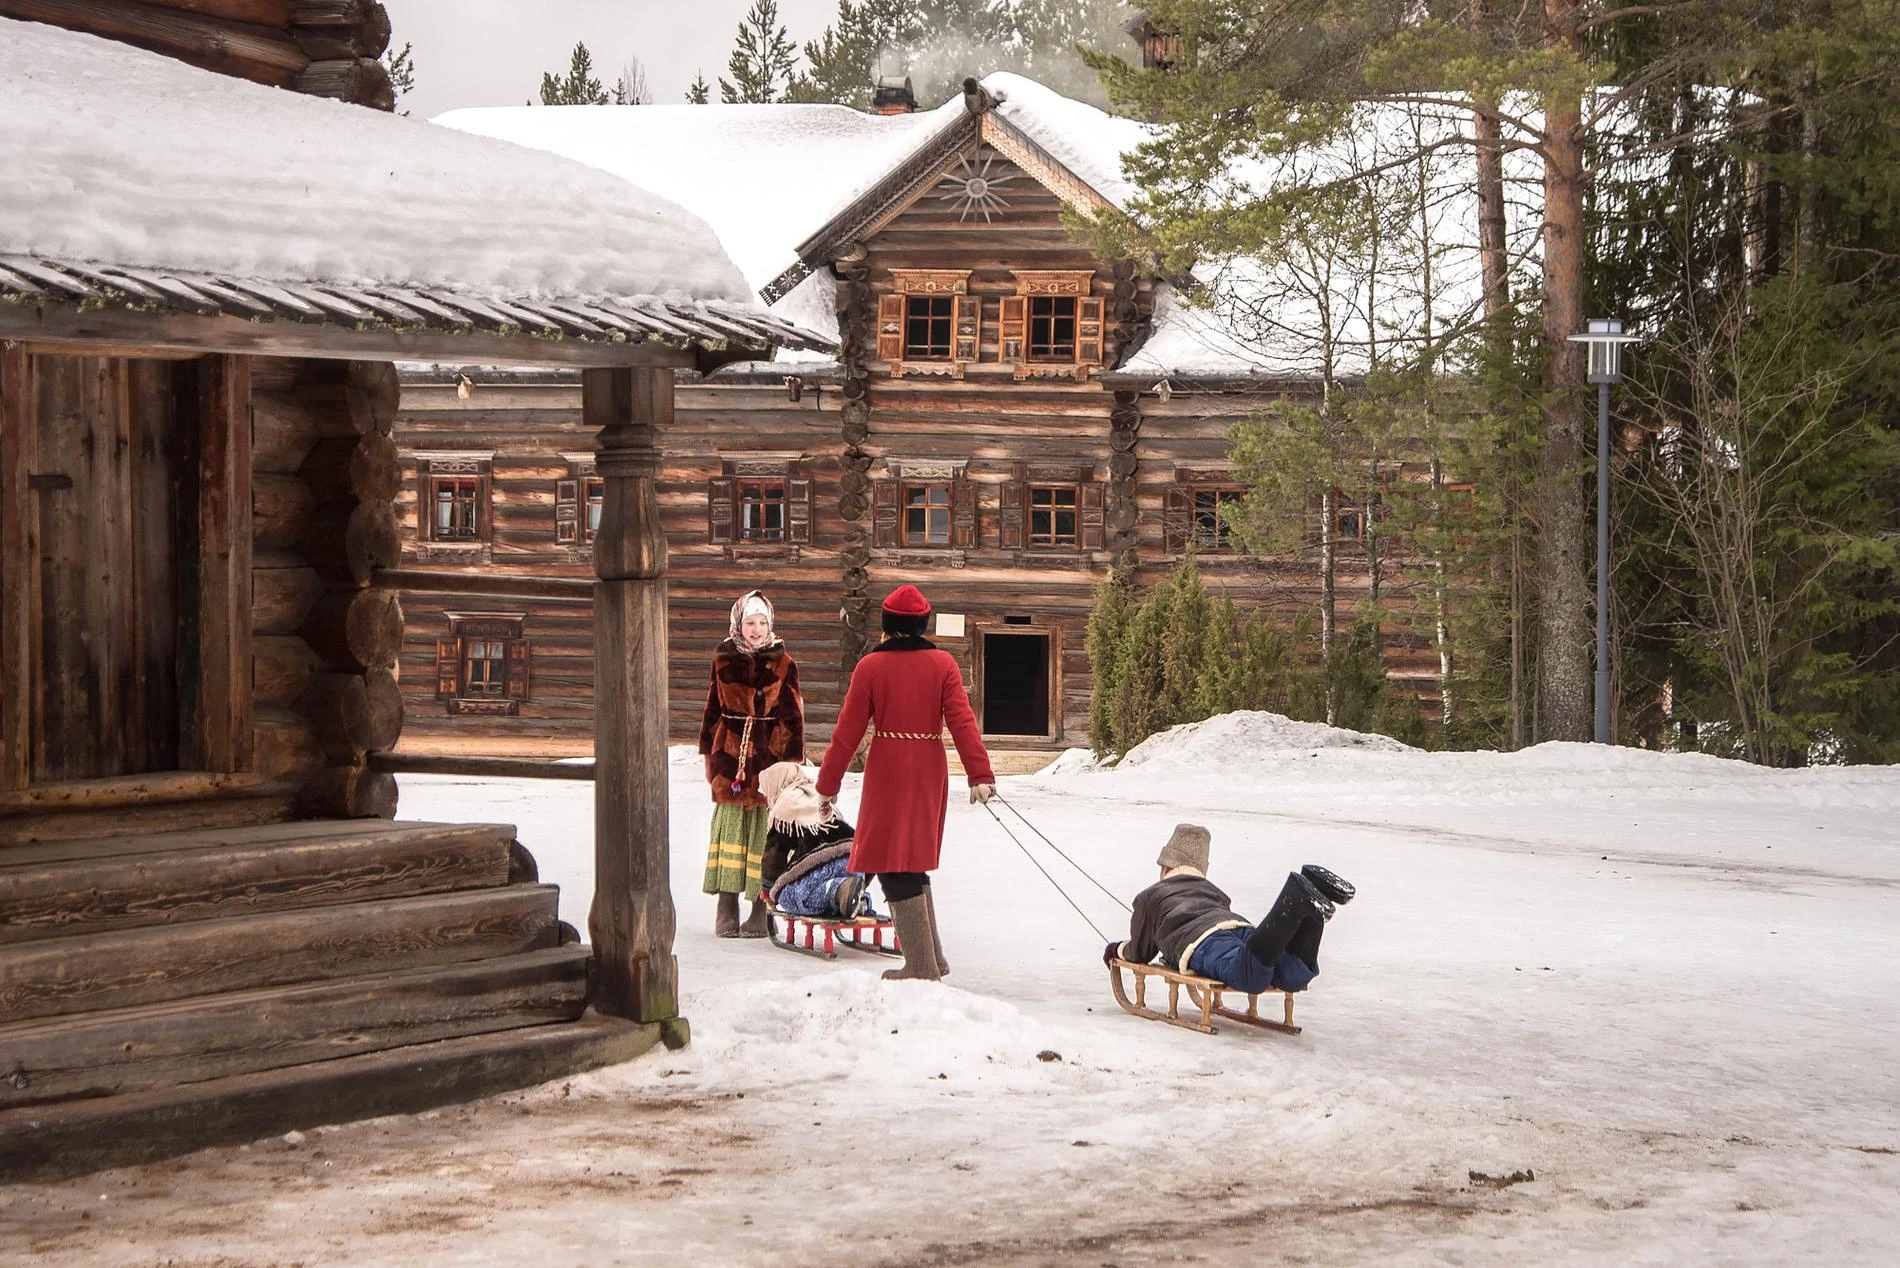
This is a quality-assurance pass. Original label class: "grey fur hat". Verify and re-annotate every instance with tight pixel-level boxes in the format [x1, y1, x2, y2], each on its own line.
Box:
[1157, 823, 1211, 872]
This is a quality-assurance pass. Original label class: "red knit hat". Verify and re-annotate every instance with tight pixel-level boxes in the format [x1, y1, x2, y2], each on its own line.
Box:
[882, 584, 931, 616]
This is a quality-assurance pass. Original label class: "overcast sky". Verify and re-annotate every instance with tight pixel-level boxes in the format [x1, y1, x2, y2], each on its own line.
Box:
[383, 0, 844, 119]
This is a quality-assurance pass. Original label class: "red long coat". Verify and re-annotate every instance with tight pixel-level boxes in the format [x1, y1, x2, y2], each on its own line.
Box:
[816, 637, 995, 875]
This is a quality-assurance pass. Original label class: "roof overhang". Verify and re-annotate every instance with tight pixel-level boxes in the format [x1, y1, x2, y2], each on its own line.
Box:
[0, 255, 834, 370]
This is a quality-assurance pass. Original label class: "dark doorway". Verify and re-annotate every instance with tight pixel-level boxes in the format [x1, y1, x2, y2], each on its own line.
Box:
[981, 632, 1049, 736]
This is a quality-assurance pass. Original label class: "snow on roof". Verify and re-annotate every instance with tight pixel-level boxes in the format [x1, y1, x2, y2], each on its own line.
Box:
[434, 97, 965, 294]
[768, 269, 841, 363]
[0, 17, 767, 313]
[982, 72, 1154, 209]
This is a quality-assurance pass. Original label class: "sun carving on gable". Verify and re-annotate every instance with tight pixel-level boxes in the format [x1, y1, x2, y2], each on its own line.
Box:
[935, 151, 1015, 223]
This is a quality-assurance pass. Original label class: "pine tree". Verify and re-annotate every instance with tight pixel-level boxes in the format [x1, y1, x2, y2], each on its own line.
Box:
[686, 71, 712, 104]
[721, 0, 799, 104]
[538, 41, 609, 106]
[381, 41, 415, 115]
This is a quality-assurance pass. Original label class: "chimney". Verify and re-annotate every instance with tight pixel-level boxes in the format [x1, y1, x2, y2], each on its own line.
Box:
[872, 75, 918, 115]
[1124, 13, 1184, 72]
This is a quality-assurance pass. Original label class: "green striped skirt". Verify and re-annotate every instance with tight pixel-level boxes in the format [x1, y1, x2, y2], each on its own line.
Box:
[702, 803, 770, 898]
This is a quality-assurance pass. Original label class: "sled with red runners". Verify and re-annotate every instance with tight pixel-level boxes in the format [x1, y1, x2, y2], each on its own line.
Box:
[767, 904, 902, 961]
[1108, 959, 1301, 1036]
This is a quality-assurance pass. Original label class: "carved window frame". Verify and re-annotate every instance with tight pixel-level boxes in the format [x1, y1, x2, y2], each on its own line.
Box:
[1001, 272, 1103, 382]
[879, 270, 978, 379]
[437, 612, 529, 717]
[554, 453, 603, 550]
[411, 450, 495, 562]
[708, 456, 811, 560]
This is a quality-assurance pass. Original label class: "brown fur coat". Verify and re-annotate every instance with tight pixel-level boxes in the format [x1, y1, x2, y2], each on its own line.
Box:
[697, 640, 805, 807]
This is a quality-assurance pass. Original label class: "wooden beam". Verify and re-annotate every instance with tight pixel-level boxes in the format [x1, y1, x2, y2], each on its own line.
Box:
[0, 770, 273, 815]
[586, 366, 678, 1024]
[376, 568, 593, 601]
[367, 753, 595, 781]
[140, 0, 300, 27]
[0, 343, 35, 792]
[0, 0, 309, 85]
[194, 355, 253, 772]
[0, 304, 701, 371]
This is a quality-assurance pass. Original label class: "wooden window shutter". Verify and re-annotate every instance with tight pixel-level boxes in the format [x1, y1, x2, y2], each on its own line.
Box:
[416, 457, 433, 540]
[477, 458, 494, 540]
[999, 296, 1027, 364]
[953, 294, 980, 364]
[787, 474, 813, 543]
[1164, 485, 1192, 554]
[1080, 480, 1105, 550]
[876, 294, 904, 363]
[505, 639, 532, 700]
[554, 478, 579, 544]
[998, 468, 1026, 549]
[708, 476, 737, 544]
[951, 475, 978, 548]
[435, 637, 461, 699]
[1076, 296, 1105, 366]
[871, 479, 901, 548]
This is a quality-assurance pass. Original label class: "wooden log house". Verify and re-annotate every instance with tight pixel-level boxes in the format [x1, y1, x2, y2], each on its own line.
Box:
[0, 14, 822, 1178]
[404, 75, 1439, 755]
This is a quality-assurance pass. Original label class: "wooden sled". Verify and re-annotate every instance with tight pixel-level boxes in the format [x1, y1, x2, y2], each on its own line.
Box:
[1108, 959, 1301, 1036]
[767, 904, 901, 961]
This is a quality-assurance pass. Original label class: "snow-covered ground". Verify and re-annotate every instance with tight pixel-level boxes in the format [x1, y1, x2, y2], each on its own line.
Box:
[7, 716, 1900, 1265]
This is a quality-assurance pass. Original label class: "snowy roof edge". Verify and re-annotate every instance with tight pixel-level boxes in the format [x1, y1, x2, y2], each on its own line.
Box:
[0, 254, 835, 361]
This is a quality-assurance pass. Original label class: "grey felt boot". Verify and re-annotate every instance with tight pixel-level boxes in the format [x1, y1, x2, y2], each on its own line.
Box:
[714, 891, 740, 938]
[738, 896, 770, 938]
[881, 895, 943, 981]
[923, 885, 949, 976]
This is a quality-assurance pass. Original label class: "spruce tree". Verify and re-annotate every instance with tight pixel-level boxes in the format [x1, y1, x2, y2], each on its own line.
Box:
[721, 0, 799, 104]
[381, 41, 415, 115]
[1085, 576, 1134, 756]
[685, 71, 712, 104]
[538, 42, 609, 106]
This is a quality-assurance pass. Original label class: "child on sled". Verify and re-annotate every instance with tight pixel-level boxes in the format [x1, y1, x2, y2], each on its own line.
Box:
[1105, 824, 1354, 994]
[758, 762, 877, 922]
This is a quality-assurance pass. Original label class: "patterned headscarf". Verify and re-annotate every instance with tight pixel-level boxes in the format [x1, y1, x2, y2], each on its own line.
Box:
[727, 589, 780, 653]
[761, 761, 833, 833]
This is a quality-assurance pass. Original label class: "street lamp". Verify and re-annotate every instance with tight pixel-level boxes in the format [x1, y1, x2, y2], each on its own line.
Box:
[1568, 317, 1640, 744]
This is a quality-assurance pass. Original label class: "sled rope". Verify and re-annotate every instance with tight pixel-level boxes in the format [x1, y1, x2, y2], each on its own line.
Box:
[991, 795, 1131, 914]
[980, 801, 1114, 943]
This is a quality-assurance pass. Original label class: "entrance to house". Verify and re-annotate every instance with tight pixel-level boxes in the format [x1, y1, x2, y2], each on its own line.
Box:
[980, 631, 1050, 737]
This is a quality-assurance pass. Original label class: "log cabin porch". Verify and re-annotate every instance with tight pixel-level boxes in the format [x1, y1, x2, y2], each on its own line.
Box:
[0, 275, 820, 1180]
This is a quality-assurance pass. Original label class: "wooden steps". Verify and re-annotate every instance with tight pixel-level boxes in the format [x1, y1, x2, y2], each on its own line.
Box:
[0, 1010, 687, 1183]
[0, 818, 659, 1176]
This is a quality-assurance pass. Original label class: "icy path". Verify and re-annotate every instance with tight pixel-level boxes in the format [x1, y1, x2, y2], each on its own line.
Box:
[5, 739, 1899, 1265]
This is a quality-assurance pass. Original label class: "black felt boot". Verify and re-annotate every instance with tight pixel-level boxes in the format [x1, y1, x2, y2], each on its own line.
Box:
[1301, 864, 1355, 906]
[1247, 872, 1333, 964]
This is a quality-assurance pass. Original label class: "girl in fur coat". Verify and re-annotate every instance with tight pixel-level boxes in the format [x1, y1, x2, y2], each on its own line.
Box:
[758, 762, 874, 922]
[698, 591, 805, 937]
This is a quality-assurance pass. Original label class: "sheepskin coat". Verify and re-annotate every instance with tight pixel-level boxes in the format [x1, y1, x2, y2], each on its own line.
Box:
[697, 640, 804, 807]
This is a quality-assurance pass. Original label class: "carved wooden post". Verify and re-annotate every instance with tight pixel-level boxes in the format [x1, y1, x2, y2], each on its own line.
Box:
[586, 366, 678, 1022]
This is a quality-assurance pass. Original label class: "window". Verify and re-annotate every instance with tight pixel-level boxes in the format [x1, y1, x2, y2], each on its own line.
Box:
[903, 483, 952, 545]
[904, 296, 954, 360]
[555, 467, 605, 546]
[1028, 485, 1078, 547]
[1333, 493, 1367, 542]
[1028, 296, 1077, 360]
[1191, 488, 1244, 550]
[431, 476, 481, 539]
[461, 639, 509, 696]
[436, 615, 529, 716]
[738, 480, 787, 542]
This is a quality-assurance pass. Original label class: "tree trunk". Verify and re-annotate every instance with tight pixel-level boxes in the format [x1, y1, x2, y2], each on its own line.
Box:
[1535, 0, 1593, 743]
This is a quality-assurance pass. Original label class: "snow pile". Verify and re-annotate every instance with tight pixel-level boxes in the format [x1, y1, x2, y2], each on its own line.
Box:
[0, 18, 756, 306]
[1039, 746, 1101, 776]
[435, 97, 963, 292]
[1113, 710, 1414, 773]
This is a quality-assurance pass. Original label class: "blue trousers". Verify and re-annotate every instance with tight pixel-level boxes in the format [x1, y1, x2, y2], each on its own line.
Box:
[1186, 927, 1318, 993]
[775, 857, 876, 919]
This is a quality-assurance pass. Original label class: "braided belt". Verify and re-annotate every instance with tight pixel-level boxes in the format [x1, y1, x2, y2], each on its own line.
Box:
[869, 727, 947, 741]
[721, 711, 774, 794]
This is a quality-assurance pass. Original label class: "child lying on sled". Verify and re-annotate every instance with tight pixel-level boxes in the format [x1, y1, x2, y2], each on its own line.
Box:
[759, 762, 877, 922]
[1103, 824, 1354, 994]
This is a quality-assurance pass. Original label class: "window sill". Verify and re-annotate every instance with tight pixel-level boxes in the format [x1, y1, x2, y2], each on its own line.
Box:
[723, 543, 802, 563]
[1011, 549, 1090, 567]
[447, 698, 520, 717]
[875, 548, 966, 567]
[886, 360, 966, 380]
[414, 541, 491, 564]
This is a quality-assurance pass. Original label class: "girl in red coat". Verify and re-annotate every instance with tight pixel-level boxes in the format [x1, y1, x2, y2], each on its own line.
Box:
[817, 585, 995, 981]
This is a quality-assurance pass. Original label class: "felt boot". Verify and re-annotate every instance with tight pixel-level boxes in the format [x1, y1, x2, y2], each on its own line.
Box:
[829, 873, 866, 920]
[881, 895, 943, 981]
[1246, 872, 1332, 964]
[1301, 864, 1355, 906]
[923, 885, 949, 976]
[738, 896, 770, 938]
[714, 891, 740, 938]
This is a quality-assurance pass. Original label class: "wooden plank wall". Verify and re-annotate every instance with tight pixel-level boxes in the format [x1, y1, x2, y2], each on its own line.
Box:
[394, 376, 846, 751]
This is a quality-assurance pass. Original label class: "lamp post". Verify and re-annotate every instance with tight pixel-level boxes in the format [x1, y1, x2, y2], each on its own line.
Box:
[1568, 318, 1640, 744]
